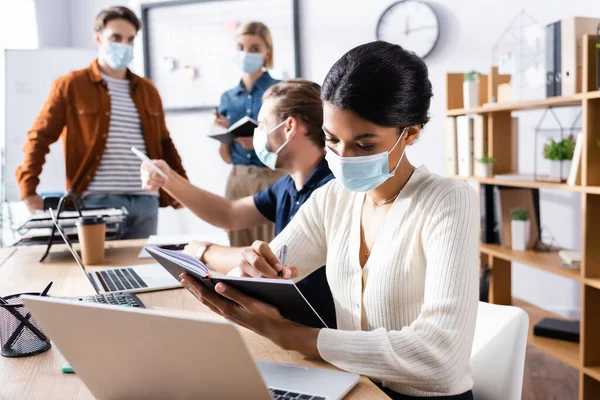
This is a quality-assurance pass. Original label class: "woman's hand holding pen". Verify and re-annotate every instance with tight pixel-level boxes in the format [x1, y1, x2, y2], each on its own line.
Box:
[212, 108, 229, 128]
[240, 241, 298, 279]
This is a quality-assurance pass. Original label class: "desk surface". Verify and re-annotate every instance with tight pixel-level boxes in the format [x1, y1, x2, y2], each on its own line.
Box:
[0, 240, 388, 400]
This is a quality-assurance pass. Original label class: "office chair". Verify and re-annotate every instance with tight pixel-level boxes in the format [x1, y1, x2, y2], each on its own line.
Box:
[470, 301, 529, 400]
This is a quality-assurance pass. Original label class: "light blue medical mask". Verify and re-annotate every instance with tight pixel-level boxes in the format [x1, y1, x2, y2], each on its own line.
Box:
[233, 51, 264, 74]
[325, 128, 407, 192]
[253, 120, 290, 170]
[100, 41, 134, 70]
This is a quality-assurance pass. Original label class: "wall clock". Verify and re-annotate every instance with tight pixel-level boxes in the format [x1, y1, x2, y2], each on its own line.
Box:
[376, 0, 440, 58]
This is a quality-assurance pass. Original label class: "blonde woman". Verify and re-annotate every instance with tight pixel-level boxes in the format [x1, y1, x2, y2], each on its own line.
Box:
[214, 21, 285, 247]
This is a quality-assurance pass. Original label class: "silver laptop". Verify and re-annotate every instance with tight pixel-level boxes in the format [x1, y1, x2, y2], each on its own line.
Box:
[49, 209, 179, 294]
[22, 296, 360, 400]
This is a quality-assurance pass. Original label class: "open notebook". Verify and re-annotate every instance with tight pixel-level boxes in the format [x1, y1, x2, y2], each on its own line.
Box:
[208, 116, 257, 144]
[145, 246, 327, 328]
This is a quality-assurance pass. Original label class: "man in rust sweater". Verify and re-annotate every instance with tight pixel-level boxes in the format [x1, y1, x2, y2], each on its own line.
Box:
[16, 6, 186, 239]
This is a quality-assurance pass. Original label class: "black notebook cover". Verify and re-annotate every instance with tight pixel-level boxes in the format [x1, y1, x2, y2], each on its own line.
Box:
[533, 317, 579, 343]
[209, 116, 257, 144]
[145, 246, 327, 329]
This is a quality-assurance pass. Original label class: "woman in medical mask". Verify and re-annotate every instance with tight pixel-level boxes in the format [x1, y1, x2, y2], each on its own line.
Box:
[182, 41, 478, 400]
[214, 21, 284, 248]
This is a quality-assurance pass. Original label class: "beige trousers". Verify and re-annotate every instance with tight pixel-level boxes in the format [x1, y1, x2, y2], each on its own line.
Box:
[225, 165, 285, 247]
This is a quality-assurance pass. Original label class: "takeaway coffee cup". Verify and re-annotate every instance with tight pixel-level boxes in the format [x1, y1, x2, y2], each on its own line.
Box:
[76, 216, 106, 265]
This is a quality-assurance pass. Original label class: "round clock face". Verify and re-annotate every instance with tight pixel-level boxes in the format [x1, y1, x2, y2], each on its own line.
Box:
[376, 0, 440, 58]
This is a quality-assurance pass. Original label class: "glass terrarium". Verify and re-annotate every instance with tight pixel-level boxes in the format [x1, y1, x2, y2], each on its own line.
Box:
[534, 108, 580, 183]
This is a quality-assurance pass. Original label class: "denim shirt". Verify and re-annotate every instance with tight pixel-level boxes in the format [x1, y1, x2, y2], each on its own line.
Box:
[217, 71, 280, 166]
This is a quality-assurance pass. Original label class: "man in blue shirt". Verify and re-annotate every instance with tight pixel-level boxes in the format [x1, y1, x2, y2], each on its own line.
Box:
[141, 80, 336, 327]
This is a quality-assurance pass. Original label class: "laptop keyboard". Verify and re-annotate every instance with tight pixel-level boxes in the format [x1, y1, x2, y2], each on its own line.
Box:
[69, 292, 145, 308]
[96, 268, 148, 292]
[269, 388, 326, 400]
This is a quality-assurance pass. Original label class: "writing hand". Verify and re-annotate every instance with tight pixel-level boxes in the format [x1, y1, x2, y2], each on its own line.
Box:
[240, 241, 299, 279]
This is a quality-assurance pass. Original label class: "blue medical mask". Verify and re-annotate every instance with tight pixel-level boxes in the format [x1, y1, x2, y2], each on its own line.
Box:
[233, 51, 264, 74]
[325, 128, 407, 192]
[253, 120, 290, 170]
[100, 41, 134, 70]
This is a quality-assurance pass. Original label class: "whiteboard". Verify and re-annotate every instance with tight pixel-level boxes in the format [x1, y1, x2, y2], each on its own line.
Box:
[142, 0, 298, 111]
[1, 48, 97, 202]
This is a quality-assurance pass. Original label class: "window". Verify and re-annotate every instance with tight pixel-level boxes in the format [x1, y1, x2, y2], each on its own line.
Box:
[0, 0, 38, 50]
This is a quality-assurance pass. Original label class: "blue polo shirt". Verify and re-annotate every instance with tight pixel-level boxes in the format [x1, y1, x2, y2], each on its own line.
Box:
[254, 157, 337, 328]
[218, 71, 280, 166]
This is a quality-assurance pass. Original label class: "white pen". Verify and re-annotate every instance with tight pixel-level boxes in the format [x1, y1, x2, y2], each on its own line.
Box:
[131, 147, 168, 179]
[278, 245, 288, 278]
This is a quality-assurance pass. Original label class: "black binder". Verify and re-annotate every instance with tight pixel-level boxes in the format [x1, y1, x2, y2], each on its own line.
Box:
[546, 20, 563, 97]
[481, 184, 498, 244]
[546, 22, 556, 97]
[554, 21, 562, 96]
[145, 246, 328, 329]
[534, 317, 580, 343]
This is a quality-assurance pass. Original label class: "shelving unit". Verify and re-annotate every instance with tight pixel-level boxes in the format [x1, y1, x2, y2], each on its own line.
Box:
[454, 175, 583, 192]
[480, 244, 582, 281]
[514, 298, 581, 369]
[446, 93, 585, 116]
[446, 34, 600, 400]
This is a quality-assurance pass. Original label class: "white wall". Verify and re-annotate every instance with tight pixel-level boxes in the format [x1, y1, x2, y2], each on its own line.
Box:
[34, 0, 71, 48]
[69, 0, 117, 49]
[64, 0, 600, 317]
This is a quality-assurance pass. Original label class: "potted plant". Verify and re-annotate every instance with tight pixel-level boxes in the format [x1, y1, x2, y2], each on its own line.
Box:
[543, 136, 576, 181]
[511, 208, 530, 251]
[475, 155, 496, 178]
[463, 71, 480, 109]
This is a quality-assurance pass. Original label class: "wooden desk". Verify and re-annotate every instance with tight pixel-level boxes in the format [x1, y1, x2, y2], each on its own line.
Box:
[0, 247, 16, 269]
[0, 240, 388, 399]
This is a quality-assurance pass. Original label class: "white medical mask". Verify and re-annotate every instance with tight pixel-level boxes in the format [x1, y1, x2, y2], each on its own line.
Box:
[100, 41, 134, 70]
[233, 51, 264, 74]
[253, 120, 291, 170]
[325, 128, 407, 192]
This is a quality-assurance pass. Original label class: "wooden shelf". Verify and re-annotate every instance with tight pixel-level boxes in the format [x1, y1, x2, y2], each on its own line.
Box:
[447, 91, 600, 116]
[481, 244, 582, 282]
[454, 176, 583, 192]
[585, 279, 600, 291]
[446, 94, 585, 116]
[587, 186, 600, 195]
[513, 298, 581, 370]
[585, 367, 600, 382]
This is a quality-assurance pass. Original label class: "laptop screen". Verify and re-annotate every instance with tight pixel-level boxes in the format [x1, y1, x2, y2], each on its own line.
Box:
[49, 209, 100, 294]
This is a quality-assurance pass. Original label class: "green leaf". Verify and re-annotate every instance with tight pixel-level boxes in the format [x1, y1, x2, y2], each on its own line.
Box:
[511, 208, 529, 221]
[464, 71, 480, 82]
[543, 136, 576, 161]
[476, 154, 496, 165]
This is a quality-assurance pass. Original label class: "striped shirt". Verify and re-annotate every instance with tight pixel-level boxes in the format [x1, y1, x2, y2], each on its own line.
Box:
[87, 74, 156, 195]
